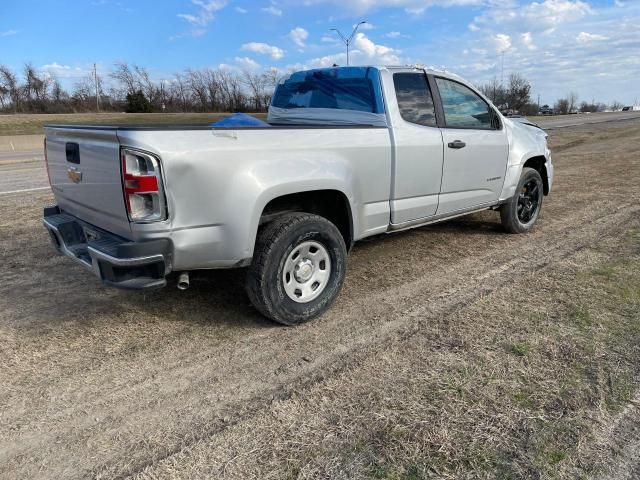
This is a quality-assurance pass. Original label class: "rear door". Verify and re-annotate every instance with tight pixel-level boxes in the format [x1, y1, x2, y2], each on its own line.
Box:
[45, 127, 131, 238]
[432, 77, 508, 215]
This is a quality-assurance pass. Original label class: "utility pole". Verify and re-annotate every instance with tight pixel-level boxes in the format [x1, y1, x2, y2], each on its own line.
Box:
[93, 63, 100, 113]
[537, 94, 540, 112]
[500, 51, 505, 87]
[331, 21, 367, 66]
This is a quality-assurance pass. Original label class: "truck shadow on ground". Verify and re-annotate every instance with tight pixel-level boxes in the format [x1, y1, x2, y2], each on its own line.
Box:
[14, 212, 510, 333]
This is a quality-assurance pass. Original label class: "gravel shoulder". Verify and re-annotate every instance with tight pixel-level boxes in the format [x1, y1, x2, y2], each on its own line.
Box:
[0, 120, 639, 479]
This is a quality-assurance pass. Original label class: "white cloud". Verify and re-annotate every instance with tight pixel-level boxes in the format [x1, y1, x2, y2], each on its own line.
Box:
[178, 0, 226, 26]
[353, 32, 400, 62]
[289, 27, 309, 48]
[521, 32, 536, 50]
[1, 29, 18, 37]
[242, 42, 285, 59]
[491, 33, 512, 52]
[234, 56, 261, 70]
[40, 62, 91, 79]
[303, 0, 484, 16]
[218, 57, 261, 71]
[321, 34, 338, 43]
[470, 0, 593, 32]
[576, 31, 609, 43]
[305, 32, 401, 67]
[358, 22, 375, 30]
[262, 5, 283, 15]
[386, 31, 409, 39]
[235, 6, 247, 13]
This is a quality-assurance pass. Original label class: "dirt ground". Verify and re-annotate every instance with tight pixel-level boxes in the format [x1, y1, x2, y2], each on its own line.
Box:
[0, 120, 639, 479]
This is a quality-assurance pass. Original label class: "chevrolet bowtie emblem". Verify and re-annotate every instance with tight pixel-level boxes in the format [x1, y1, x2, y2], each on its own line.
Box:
[67, 168, 83, 183]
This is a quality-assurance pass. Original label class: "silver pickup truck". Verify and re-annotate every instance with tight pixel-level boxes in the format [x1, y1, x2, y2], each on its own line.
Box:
[43, 66, 553, 325]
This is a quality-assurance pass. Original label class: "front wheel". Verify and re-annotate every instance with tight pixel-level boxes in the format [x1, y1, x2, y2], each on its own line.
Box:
[500, 167, 544, 234]
[246, 213, 347, 325]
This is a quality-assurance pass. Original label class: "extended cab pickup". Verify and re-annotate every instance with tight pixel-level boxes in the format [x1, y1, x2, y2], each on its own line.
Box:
[43, 66, 553, 324]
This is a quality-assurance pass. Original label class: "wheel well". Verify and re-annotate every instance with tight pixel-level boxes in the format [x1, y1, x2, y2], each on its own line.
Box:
[260, 190, 354, 249]
[523, 156, 549, 195]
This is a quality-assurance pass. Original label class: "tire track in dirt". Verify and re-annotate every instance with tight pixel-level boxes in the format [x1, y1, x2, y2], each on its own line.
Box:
[116, 201, 638, 479]
[1, 120, 639, 479]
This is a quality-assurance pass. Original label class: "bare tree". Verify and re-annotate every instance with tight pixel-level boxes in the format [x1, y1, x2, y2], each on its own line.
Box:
[479, 77, 505, 107]
[186, 69, 209, 111]
[171, 73, 189, 112]
[242, 71, 268, 111]
[504, 73, 531, 112]
[134, 65, 158, 105]
[609, 100, 624, 112]
[110, 62, 138, 96]
[554, 98, 570, 115]
[204, 69, 222, 110]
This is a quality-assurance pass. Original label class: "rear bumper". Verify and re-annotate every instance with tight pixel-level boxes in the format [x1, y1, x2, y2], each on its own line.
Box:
[43, 205, 172, 290]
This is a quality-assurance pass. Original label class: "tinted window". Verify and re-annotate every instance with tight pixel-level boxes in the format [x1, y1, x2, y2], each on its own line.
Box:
[393, 73, 436, 127]
[271, 67, 384, 113]
[435, 77, 494, 129]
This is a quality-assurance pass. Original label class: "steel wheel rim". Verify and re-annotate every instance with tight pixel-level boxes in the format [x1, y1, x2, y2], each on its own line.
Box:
[517, 179, 541, 225]
[282, 240, 331, 303]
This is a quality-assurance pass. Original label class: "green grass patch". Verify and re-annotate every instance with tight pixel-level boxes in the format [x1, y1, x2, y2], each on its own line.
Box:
[510, 341, 531, 357]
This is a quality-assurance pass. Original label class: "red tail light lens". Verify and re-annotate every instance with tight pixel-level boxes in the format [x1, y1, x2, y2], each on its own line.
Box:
[121, 148, 167, 222]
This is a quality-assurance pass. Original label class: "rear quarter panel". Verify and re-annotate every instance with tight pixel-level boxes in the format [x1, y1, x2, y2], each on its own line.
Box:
[116, 127, 392, 269]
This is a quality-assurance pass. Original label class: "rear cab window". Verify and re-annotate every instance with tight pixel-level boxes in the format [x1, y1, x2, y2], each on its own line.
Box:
[271, 67, 384, 113]
[393, 72, 437, 127]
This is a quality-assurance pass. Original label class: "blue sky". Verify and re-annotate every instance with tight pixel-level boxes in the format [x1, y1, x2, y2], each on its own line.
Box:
[1, 0, 639, 104]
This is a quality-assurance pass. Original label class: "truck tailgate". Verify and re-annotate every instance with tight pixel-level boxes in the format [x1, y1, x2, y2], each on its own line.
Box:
[44, 127, 131, 238]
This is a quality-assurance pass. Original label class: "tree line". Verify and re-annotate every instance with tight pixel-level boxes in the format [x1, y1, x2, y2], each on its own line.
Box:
[0, 62, 629, 115]
[478, 73, 625, 115]
[0, 62, 282, 114]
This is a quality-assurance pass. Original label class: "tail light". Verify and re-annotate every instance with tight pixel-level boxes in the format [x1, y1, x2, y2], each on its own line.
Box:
[121, 148, 167, 222]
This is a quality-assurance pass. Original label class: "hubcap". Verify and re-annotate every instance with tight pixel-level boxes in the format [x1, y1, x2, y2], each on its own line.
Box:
[282, 241, 331, 303]
[517, 179, 541, 225]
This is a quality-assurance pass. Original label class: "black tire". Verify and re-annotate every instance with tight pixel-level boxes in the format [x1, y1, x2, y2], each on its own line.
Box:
[500, 167, 544, 234]
[246, 213, 347, 325]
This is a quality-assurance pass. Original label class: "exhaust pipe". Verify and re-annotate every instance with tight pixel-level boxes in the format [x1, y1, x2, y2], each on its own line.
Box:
[177, 272, 190, 290]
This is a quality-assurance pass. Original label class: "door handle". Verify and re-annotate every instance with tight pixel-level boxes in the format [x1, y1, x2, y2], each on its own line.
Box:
[448, 140, 466, 149]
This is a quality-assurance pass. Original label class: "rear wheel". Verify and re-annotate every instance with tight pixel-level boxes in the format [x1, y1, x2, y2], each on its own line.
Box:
[246, 213, 347, 325]
[500, 167, 544, 234]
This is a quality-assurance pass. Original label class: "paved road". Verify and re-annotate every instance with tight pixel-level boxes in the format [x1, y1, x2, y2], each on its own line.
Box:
[0, 112, 639, 195]
[535, 111, 640, 129]
[0, 152, 49, 195]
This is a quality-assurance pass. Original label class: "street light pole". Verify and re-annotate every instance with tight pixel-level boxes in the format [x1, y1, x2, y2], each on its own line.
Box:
[331, 21, 367, 66]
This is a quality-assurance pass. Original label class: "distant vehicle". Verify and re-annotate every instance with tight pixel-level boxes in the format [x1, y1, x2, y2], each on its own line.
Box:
[621, 106, 640, 112]
[42, 66, 554, 325]
[539, 105, 553, 115]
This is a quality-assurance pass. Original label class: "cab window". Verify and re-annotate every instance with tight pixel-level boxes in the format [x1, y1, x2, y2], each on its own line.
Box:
[435, 77, 497, 129]
[393, 73, 437, 127]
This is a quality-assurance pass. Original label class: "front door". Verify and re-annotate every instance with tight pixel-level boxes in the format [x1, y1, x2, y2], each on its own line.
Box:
[433, 77, 509, 215]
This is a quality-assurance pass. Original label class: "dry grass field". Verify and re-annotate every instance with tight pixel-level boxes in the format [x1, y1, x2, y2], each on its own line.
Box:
[0, 112, 268, 136]
[0, 119, 639, 479]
